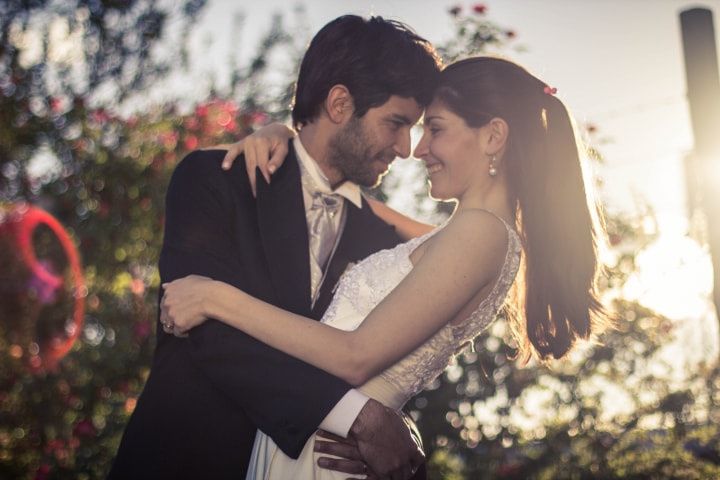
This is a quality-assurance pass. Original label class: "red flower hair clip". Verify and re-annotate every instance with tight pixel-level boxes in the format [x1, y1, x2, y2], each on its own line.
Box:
[543, 86, 557, 95]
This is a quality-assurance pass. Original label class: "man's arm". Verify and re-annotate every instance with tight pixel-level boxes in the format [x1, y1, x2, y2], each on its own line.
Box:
[159, 151, 352, 458]
[163, 151, 426, 477]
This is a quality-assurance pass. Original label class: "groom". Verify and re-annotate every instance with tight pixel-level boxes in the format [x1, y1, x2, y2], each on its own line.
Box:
[109, 15, 441, 480]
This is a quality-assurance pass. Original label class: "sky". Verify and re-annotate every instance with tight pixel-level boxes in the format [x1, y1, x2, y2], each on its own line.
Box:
[179, 0, 720, 358]
[180, 0, 719, 227]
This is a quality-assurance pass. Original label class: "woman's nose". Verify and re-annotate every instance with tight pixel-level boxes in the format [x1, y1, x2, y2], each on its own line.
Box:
[413, 133, 429, 159]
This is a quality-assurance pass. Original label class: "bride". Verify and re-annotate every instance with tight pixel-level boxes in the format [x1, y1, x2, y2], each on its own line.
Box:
[161, 57, 610, 479]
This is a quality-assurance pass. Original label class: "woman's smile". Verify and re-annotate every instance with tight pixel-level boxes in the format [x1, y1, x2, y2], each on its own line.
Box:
[425, 162, 443, 175]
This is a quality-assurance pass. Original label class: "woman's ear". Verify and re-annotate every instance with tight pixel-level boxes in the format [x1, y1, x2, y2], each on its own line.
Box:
[486, 117, 509, 156]
[324, 85, 355, 124]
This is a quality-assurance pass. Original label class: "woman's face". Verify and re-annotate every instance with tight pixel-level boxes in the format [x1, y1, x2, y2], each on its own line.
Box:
[413, 100, 489, 201]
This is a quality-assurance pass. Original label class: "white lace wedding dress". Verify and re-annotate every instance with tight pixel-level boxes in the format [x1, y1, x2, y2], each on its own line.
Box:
[246, 211, 522, 479]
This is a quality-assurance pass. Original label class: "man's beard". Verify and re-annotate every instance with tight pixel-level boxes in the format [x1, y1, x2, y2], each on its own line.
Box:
[327, 117, 390, 188]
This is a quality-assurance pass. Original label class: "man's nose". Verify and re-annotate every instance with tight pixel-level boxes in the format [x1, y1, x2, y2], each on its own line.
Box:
[393, 132, 412, 159]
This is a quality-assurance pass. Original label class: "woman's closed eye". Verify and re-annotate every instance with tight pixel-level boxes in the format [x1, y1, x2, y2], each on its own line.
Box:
[423, 124, 442, 136]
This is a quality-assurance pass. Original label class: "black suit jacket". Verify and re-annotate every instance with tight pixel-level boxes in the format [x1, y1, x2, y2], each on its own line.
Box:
[108, 143, 403, 479]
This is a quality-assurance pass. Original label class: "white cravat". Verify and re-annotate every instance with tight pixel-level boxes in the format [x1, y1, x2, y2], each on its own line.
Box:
[308, 191, 343, 269]
[293, 137, 369, 438]
[294, 137, 361, 306]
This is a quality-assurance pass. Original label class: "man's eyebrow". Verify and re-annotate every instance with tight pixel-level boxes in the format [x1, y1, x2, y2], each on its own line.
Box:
[387, 113, 413, 125]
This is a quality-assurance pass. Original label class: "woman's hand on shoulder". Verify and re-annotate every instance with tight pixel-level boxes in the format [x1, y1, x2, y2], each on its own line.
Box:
[203, 122, 295, 197]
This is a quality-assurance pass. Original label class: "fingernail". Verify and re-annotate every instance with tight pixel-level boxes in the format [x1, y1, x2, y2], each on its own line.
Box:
[317, 458, 329, 467]
[268, 165, 276, 173]
[222, 163, 229, 170]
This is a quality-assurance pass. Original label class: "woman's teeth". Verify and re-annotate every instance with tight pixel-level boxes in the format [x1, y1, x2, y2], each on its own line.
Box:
[427, 164, 443, 174]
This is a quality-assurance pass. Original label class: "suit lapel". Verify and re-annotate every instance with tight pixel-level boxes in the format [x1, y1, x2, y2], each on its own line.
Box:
[256, 142, 312, 317]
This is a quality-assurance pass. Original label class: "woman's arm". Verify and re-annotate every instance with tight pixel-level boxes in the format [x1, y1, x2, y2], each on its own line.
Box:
[365, 196, 436, 240]
[208, 124, 435, 242]
[163, 210, 509, 386]
[207, 123, 433, 240]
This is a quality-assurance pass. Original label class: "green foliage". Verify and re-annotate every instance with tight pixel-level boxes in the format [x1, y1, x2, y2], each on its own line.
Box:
[439, 3, 523, 62]
[0, 0, 207, 199]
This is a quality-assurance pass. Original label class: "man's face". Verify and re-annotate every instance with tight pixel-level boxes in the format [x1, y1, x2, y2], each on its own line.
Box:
[327, 95, 423, 188]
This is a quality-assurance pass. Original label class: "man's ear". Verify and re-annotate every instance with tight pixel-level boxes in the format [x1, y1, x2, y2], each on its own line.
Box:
[324, 85, 354, 124]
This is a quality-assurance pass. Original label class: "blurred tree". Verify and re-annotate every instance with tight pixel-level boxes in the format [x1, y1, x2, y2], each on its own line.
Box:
[418, 212, 720, 479]
[0, 0, 207, 200]
[0, 1, 302, 477]
[406, 9, 720, 477]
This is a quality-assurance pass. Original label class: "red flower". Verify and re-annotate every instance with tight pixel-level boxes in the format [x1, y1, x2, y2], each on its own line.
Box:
[496, 463, 522, 475]
[217, 111, 232, 127]
[91, 109, 109, 124]
[224, 119, 237, 133]
[116, 381, 130, 394]
[35, 463, 51, 480]
[98, 202, 110, 218]
[184, 135, 198, 151]
[130, 278, 145, 296]
[133, 320, 151, 341]
[45, 439, 63, 453]
[251, 111, 268, 125]
[29, 355, 42, 370]
[73, 419, 97, 437]
[160, 132, 178, 150]
[449, 5, 462, 16]
[184, 117, 199, 131]
[50, 97, 64, 114]
[472, 3, 487, 14]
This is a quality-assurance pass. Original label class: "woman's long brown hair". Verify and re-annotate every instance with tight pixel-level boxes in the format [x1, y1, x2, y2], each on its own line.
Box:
[436, 57, 612, 361]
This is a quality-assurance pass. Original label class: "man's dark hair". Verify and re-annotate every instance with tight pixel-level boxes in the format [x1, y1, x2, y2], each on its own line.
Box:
[291, 15, 441, 128]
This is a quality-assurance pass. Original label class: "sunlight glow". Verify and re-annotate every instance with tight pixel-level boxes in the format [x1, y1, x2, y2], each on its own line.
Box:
[623, 233, 713, 320]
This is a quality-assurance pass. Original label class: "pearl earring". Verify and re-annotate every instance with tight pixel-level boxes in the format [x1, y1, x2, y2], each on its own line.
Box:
[488, 155, 498, 177]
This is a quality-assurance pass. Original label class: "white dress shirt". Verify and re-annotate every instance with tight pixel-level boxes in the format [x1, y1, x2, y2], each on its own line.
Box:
[294, 137, 370, 438]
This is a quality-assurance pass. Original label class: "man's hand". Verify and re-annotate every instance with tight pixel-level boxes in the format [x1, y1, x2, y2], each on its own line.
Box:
[314, 430, 379, 479]
[348, 399, 424, 480]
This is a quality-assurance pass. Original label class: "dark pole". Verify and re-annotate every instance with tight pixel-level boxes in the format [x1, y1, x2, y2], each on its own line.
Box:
[680, 7, 720, 321]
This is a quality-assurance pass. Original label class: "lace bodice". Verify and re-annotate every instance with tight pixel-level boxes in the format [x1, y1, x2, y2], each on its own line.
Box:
[320, 211, 522, 408]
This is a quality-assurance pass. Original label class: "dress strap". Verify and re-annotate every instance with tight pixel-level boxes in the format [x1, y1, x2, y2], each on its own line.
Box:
[468, 208, 517, 236]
